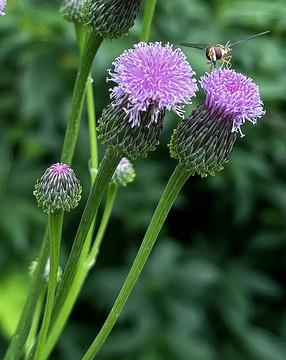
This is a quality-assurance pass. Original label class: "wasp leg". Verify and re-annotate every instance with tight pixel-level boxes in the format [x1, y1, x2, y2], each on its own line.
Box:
[206, 61, 215, 72]
[219, 56, 232, 69]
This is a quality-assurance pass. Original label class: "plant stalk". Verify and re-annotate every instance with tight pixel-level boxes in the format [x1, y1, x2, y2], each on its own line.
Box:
[61, 28, 103, 166]
[34, 211, 63, 360]
[81, 163, 191, 360]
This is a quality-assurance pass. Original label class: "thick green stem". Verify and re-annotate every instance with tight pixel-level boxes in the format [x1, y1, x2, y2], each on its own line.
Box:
[61, 28, 103, 166]
[39, 183, 118, 360]
[50, 148, 121, 329]
[34, 211, 64, 360]
[81, 163, 191, 360]
[3, 228, 49, 360]
[74, 24, 98, 171]
[139, 0, 157, 42]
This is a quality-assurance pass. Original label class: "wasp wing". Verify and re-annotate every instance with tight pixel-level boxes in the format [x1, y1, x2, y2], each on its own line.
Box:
[229, 30, 270, 47]
[179, 43, 209, 50]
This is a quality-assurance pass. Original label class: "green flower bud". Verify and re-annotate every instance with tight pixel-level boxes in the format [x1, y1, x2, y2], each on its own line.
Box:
[61, 0, 86, 24]
[34, 163, 82, 214]
[169, 104, 236, 177]
[84, 0, 142, 39]
[110, 157, 135, 187]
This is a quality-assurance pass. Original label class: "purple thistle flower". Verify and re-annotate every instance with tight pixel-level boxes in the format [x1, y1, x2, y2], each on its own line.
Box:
[170, 69, 265, 177]
[108, 42, 198, 127]
[98, 42, 198, 159]
[200, 69, 265, 137]
[34, 163, 82, 214]
[0, 0, 7, 16]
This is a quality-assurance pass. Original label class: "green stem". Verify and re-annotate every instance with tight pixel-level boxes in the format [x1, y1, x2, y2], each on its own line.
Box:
[86, 78, 98, 171]
[74, 24, 98, 171]
[74, 23, 98, 261]
[139, 0, 157, 42]
[81, 163, 191, 360]
[61, 28, 103, 166]
[75, 23, 87, 54]
[25, 287, 46, 357]
[50, 148, 121, 329]
[3, 228, 49, 360]
[40, 183, 118, 360]
[34, 211, 64, 360]
[88, 184, 117, 263]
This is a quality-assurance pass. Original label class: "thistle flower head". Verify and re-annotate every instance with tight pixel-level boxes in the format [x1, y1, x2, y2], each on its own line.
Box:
[34, 163, 82, 214]
[111, 157, 135, 187]
[61, 0, 86, 23]
[170, 69, 265, 177]
[200, 69, 265, 137]
[0, 0, 7, 16]
[108, 42, 198, 127]
[84, 0, 142, 39]
[99, 42, 198, 159]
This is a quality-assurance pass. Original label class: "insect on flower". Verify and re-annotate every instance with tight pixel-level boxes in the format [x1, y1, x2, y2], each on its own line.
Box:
[179, 30, 270, 71]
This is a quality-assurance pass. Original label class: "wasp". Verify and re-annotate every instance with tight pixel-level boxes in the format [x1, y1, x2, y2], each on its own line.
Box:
[179, 30, 270, 71]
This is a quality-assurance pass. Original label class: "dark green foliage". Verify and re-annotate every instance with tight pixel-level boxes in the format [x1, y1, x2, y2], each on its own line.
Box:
[1, 0, 286, 359]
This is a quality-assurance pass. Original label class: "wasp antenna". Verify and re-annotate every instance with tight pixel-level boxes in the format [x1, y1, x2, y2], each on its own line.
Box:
[230, 30, 270, 47]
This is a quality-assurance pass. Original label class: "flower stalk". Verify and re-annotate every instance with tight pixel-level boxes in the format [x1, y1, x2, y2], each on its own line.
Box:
[140, 0, 157, 41]
[41, 183, 118, 360]
[74, 23, 99, 171]
[50, 148, 122, 328]
[61, 28, 103, 166]
[34, 211, 64, 360]
[81, 163, 191, 360]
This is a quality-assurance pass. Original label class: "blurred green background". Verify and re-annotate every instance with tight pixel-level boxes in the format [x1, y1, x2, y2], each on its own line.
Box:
[1, 0, 286, 359]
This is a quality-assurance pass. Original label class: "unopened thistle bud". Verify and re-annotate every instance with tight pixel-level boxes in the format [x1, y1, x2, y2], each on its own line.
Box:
[170, 69, 265, 177]
[111, 158, 135, 187]
[98, 42, 198, 159]
[61, 0, 86, 23]
[0, 0, 7, 16]
[84, 0, 142, 39]
[34, 163, 82, 214]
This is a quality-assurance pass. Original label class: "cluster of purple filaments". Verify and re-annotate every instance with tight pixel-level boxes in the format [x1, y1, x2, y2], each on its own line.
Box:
[200, 69, 265, 136]
[108, 42, 198, 127]
[0, 0, 6, 16]
[46, 163, 73, 180]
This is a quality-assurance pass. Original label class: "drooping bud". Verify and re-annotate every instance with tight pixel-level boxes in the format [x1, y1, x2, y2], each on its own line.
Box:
[0, 0, 7, 16]
[110, 158, 135, 187]
[61, 0, 86, 24]
[170, 69, 265, 177]
[34, 163, 82, 214]
[84, 0, 142, 39]
[98, 42, 198, 159]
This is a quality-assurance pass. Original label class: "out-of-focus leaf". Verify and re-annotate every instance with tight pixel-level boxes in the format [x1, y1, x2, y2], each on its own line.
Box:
[0, 270, 29, 338]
